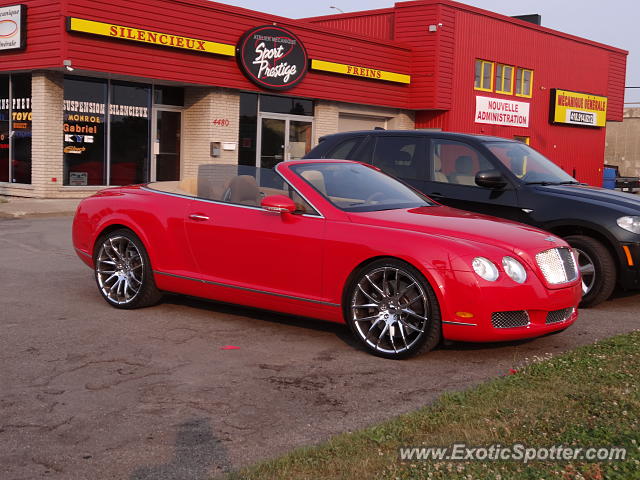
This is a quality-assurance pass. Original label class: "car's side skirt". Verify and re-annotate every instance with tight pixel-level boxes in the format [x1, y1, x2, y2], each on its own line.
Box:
[153, 270, 343, 323]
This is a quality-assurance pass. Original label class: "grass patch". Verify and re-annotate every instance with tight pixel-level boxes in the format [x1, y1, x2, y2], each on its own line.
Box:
[229, 332, 640, 480]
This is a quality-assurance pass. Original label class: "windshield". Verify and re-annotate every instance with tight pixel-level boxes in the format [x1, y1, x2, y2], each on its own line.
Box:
[290, 162, 433, 212]
[486, 142, 578, 185]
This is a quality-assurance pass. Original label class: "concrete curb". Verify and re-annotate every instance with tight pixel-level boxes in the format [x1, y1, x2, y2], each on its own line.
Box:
[0, 197, 80, 220]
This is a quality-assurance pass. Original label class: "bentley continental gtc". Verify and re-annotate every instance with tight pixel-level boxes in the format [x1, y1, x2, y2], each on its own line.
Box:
[72, 160, 582, 358]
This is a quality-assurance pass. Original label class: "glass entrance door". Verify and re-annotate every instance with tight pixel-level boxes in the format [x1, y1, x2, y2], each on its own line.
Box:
[153, 109, 181, 181]
[289, 120, 313, 161]
[259, 117, 285, 170]
[258, 115, 313, 168]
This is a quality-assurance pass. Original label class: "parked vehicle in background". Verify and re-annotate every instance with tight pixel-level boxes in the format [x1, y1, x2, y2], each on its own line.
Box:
[305, 131, 640, 307]
[72, 160, 581, 359]
[603, 164, 640, 193]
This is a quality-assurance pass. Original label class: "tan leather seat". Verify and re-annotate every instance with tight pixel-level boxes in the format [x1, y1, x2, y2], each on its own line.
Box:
[224, 175, 260, 206]
[300, 169, 327, 195]
[433, 156, 448, 183]
[448, 156, 476, 186]
[178, 177, 198, 195]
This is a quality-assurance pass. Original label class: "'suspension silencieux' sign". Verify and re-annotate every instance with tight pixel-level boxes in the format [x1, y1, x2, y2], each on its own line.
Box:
[238, 25, 307, 91]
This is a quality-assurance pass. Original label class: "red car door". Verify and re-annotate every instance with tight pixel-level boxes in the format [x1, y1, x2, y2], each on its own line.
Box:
[184, 199, 326, 303]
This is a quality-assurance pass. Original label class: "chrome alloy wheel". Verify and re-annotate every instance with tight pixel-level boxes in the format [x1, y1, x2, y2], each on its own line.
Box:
[574, 248, 596, 295]
[96, 235, 144, 305]
[350, 266, 430, 355]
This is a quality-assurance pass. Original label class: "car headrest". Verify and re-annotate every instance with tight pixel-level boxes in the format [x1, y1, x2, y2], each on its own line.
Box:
[455, 156, 473, 174]
[227, 175, 259, 205]
[300, 170, 327, 195]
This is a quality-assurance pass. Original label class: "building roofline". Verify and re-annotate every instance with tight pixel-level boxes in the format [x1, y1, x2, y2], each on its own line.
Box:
[304, 0, 628, 56]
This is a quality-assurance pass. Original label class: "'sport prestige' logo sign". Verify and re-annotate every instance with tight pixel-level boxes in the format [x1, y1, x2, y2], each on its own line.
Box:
[238, 25, 307, 91]
[0, 4, 26, 51]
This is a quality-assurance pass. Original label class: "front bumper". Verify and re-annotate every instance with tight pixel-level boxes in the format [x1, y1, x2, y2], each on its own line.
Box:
[617, 242, 640, 290]
[438, 270, 581, 343]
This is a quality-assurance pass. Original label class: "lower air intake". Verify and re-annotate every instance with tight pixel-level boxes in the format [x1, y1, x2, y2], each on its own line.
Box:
[491, 311, 530, 329]
[546, 307, 575, 325]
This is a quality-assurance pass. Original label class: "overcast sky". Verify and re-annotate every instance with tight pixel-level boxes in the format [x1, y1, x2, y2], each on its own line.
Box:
[215, 0, 640, 104]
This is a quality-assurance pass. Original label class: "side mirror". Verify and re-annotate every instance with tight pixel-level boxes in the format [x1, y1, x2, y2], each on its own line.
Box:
[475, 170, 507, 189]
[261, 195, 297, 214]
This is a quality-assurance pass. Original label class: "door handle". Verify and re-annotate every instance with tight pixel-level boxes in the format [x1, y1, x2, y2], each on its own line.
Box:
[188, 214, 210, 221]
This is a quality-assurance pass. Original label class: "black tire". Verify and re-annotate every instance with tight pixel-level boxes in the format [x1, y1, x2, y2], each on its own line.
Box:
[343, 258, 441, 359]
[564, 235, 616, 308]
[93, 228, 162, 309]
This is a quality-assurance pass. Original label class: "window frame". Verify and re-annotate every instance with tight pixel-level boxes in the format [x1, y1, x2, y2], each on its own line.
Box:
[474, 59, 495, 92]
[370, 135, 427, 182]
[429, 137, 504, 188]
[515, 68, 534, 98]
[495, 63, 515, 95]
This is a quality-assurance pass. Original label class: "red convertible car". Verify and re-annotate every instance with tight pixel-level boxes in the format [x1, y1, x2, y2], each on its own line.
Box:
[72, 160, 581, 359]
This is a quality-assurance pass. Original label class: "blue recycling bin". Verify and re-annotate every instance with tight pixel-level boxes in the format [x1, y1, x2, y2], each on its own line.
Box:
[603, 166, 616, 189]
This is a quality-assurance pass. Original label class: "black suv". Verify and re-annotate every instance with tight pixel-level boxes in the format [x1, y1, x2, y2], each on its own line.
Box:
[304, 130, 640, 307]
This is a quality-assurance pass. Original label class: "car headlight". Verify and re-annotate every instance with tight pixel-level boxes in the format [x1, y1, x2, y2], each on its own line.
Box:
[617, 216, 640, 234]
[472, 257, 499, 282]
[502, 256, 527, 284]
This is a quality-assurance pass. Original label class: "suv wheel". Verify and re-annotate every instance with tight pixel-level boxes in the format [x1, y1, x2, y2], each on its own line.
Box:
[564, 235, 616, 308]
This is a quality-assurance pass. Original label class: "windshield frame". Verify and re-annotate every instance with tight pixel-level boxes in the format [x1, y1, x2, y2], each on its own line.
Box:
[484, 141, 578, 186]
[289, 161, 436, 213]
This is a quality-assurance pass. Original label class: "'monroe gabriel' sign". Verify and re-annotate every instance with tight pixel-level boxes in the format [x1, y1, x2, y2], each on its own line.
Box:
[238, 25, 308, 91]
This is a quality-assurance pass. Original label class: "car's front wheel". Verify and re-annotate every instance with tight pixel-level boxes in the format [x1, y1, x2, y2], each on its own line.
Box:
[564, 235, 616, 308]
[94, 229, 162, 309]
[344, 259, 441, 359]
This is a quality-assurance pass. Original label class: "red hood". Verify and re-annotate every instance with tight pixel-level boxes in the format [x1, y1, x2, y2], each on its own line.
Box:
[348, 205, 568, 256]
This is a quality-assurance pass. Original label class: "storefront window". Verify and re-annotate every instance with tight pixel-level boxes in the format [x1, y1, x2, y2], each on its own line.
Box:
[63, 77, 154, 186]
[153, 85, 184, 106]
[0, 76, 8, 183]
[239, 93, 258, 166]
[260, 94, 313, 116]
[0, 74, 32, 184]
[63, 77, 107, 186]
[11, 74, 32, 184]
[109, 81, 151, 186]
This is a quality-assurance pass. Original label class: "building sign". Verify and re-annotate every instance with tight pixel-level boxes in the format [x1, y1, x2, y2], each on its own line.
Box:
[0, 5, 26, 51]
[237, 25, 307, 91]
[550, 89, 607, 127]
[68, 172, 88, 186]
[310, 59, 410, 84]
[475, 96, 530, 127]
[66, 17, 235, 57]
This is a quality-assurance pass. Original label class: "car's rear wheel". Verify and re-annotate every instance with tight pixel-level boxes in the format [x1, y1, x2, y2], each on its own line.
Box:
[564, 235, 616, 308]
[345, 259, 441, 359]
[94, 229, 162, 309]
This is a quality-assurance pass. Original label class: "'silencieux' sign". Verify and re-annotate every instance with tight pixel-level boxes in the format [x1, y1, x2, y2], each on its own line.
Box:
[66, 17, 235, 56]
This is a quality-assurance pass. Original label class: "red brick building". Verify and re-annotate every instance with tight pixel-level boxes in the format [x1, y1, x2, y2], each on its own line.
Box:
[0, 0, 627, 197]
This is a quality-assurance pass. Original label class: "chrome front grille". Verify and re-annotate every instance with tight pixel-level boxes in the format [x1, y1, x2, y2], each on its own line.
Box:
[491, 311, 530, 329]
[546, 307, 575, 325]
[535, 247, 579, 285]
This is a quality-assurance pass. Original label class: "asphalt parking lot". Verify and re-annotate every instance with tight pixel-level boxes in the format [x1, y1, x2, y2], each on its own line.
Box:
[1, 216, 638, 479]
